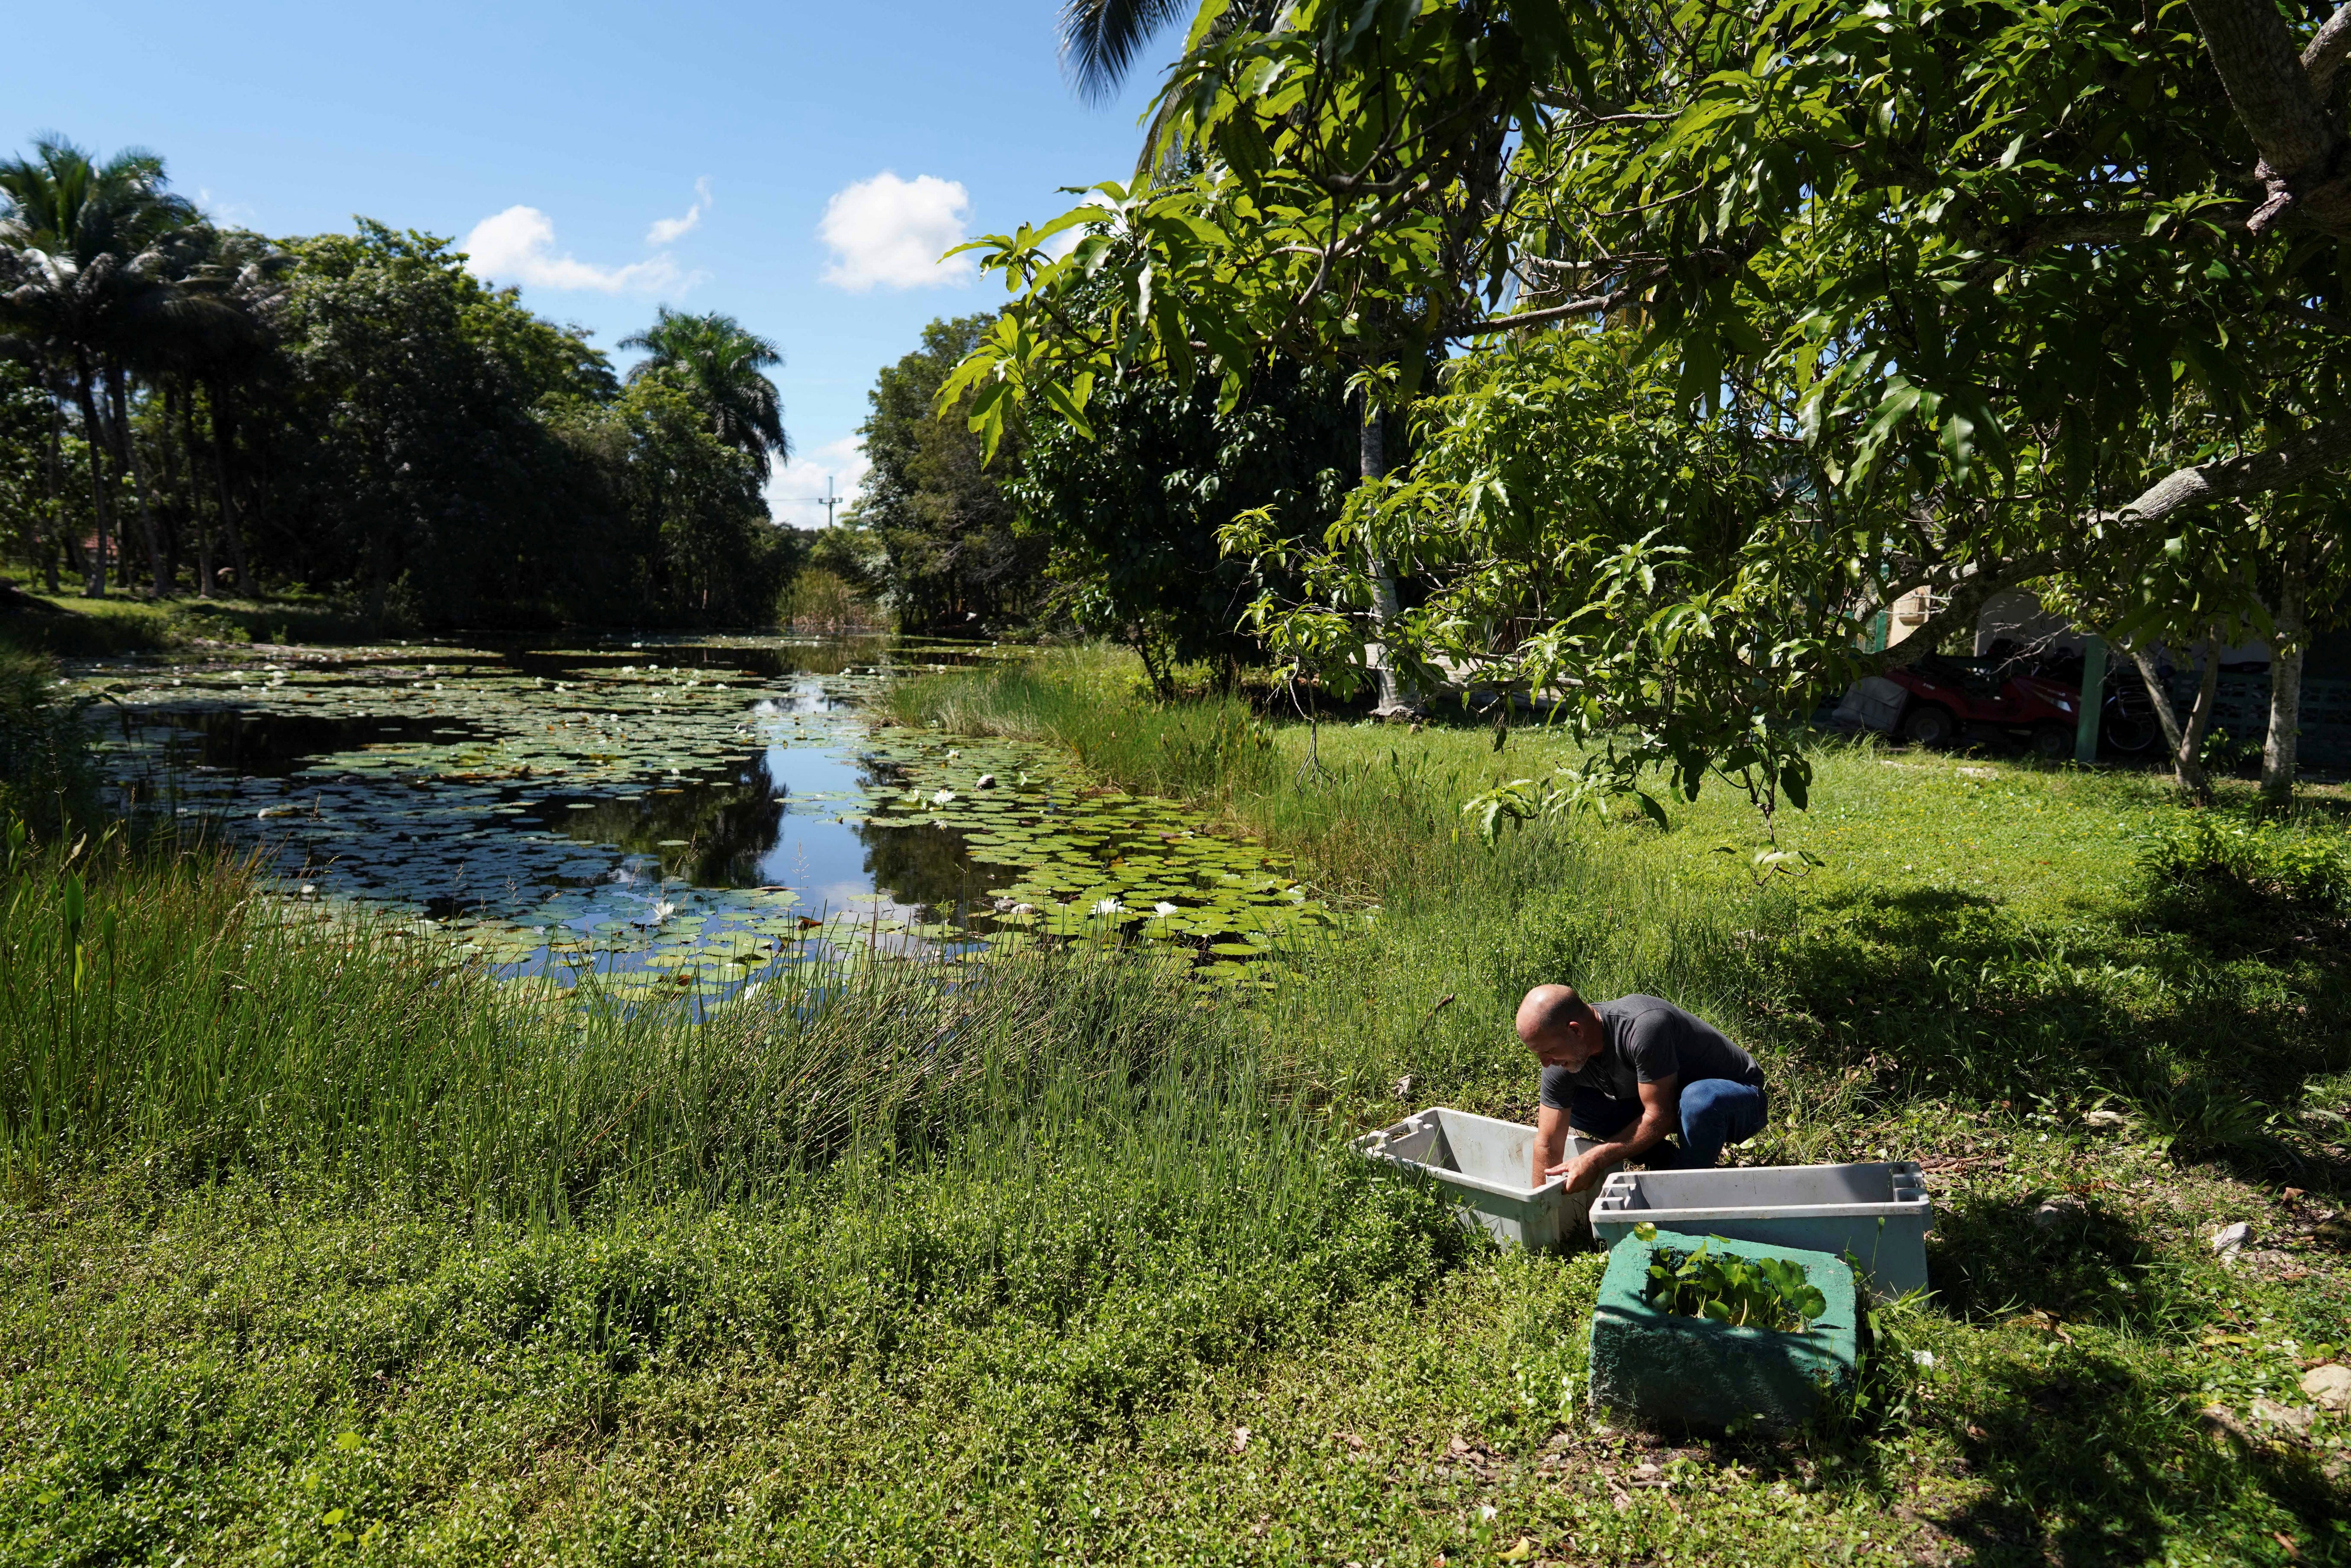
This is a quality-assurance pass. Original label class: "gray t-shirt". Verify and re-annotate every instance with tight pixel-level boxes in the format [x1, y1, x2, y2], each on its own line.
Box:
[1539, 994, 1763, 1111]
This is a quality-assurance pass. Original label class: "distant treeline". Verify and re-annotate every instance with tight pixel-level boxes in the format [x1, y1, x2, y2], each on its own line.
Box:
[0, 138, 806, 629]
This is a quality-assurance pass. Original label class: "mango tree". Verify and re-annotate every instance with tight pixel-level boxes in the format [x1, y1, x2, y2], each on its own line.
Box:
[952, 0, 2351, 812]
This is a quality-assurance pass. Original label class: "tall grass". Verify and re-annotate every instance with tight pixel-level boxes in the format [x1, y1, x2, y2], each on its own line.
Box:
[0, 834, 1352, 1227]
[887, 647, 1287, 805]
[0, 646, 97, 831]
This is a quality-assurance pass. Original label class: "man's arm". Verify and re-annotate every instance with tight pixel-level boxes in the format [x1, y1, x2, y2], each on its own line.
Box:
[1546, 1075, 1680, 1192]
[1533, 1104, 1570, 1188]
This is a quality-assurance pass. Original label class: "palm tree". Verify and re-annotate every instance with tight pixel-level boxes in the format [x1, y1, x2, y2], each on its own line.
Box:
[1058, 0, 1288, 178]
[1059, 0, 1195, 102]
[159, 225, 288, 598]
[617, 308, 790, 482]
[0, 137, 202, 596]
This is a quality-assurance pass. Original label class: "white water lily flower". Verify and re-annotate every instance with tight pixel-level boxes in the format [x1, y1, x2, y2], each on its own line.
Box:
[1011, 903, 1036, 916]
[975, 774, 996, 788]
[930, 788, 956, 806]
[1154, 902, 1180, 916]
[1093, 897, 1123, 915]
[946, 748, 960, 759]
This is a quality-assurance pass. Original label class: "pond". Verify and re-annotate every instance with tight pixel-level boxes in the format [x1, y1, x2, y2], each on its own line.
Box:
[72, 634, 1341, 997]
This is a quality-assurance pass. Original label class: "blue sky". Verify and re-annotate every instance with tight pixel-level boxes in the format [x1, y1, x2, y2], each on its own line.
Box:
[4, 1, 1170, 526]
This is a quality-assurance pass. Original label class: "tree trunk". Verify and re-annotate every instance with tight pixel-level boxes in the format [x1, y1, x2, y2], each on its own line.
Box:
[40, 396, 62, 593]
[2261, 535, 2309, 805]
[156, 383, 191, 595]
[1360, 398, 1411, 714]
[175, 387, 213, 598]
[108, 366, 170, 598]
[71, 365, 113, 598]
[204, 379, 255, 597]
[2128, 633, 2225, 801]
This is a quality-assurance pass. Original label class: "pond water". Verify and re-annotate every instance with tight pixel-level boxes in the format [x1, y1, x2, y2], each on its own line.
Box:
[74, 634, 1340, 997]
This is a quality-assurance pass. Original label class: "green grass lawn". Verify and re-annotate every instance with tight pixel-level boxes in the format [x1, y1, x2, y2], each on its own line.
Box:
[0, 585, 381, 654]
[0, 645, 2345, 1565]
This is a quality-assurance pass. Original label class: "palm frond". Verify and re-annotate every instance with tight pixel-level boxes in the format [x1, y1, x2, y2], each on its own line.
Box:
[1058, 0, 1194, 103]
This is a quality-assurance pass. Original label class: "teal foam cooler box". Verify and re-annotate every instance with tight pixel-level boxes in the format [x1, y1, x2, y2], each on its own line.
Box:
[1588, 1228, 1860, 1431]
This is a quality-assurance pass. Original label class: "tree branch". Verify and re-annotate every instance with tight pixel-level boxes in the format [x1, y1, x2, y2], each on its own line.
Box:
[1450, 274, 1655, 334]
[2271, 298, 2351, 335]
[2184, 0, 2351, 234]
[2104, 415, 2351, 525]
[1876, 554, 2062, 668]
[2305, 0, 2351, 97]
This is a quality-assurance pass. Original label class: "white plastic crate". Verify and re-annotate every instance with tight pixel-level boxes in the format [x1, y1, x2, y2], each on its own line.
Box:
[1352, 1107, 1604, 1251]
[1590, 1161, 1933, 1300]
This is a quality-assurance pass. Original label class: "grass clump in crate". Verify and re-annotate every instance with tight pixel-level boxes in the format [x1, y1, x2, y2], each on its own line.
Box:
[1638, 1222, 1829, 1333]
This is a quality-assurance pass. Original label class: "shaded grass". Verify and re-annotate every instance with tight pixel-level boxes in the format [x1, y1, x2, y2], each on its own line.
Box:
[0, 588, 381, 656]
[2, 1148, 2340, 1565]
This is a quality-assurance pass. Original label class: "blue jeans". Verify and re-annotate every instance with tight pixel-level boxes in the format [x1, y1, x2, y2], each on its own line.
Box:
[1569, 1079, 1768, 1168]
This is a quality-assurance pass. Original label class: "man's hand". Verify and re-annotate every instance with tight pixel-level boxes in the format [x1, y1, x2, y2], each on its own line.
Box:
[1545, 1147, 1617, 1194]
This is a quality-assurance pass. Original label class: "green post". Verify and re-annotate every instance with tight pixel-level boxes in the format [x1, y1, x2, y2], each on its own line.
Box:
[2074, 635, 2106, 764]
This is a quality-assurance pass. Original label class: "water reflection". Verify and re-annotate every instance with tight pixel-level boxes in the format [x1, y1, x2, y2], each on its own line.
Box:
[97, 636, 1005, 950]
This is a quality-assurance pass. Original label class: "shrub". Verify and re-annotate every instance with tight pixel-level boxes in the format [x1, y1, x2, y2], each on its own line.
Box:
[777, 565, 877, 632]
[2135, 813, 2351, 914]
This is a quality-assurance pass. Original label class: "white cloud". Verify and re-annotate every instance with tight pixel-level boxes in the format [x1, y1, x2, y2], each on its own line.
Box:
[196, 187, 258, 226]
[765, 436, 871, 531]
[462, 205, 685, 294]
[818, 172, 974, 291]
[646, 177, 712, 245]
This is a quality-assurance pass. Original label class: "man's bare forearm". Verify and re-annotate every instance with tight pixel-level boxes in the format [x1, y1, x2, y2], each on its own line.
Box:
[1588, 1112, 1675, 1168]
[1533, 1130, 1567, 1187]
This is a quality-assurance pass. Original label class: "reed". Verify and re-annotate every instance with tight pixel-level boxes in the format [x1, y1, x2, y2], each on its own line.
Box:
[0, 833, 1343, 1229]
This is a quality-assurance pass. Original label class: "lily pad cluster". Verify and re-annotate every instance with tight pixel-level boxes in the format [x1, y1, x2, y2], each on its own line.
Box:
[71, 637, 1342, 996]
[857, 731, 1348, 986]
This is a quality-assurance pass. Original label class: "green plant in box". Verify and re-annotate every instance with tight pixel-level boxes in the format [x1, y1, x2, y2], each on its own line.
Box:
[1634, 1221, 1827, 1333]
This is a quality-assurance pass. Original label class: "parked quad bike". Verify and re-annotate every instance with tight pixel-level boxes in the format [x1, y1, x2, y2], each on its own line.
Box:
[1883, 650, 2160, 756]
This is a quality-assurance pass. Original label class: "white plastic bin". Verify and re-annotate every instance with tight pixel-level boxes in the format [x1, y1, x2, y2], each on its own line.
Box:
[1353, 1107, 1604, 1251]
[1590, 1162, 1933, 1300]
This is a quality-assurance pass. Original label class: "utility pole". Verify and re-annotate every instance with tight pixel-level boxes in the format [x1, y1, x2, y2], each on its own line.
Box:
[2073, 635, 2106, 765]
[817, 475, 838, 529]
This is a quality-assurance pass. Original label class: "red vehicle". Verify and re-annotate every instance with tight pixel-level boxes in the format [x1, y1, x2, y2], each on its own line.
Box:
[1882, 653, 2089, 757]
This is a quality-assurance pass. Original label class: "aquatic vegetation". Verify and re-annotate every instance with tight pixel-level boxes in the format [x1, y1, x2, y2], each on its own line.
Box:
[72, 635, 1338, 996]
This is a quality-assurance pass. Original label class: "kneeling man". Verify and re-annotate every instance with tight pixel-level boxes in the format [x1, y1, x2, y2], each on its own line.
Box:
[1517, 984, 1768, 1195]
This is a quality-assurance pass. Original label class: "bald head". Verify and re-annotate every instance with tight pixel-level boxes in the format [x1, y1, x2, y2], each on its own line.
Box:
[1517, 984, 1599, 1068]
